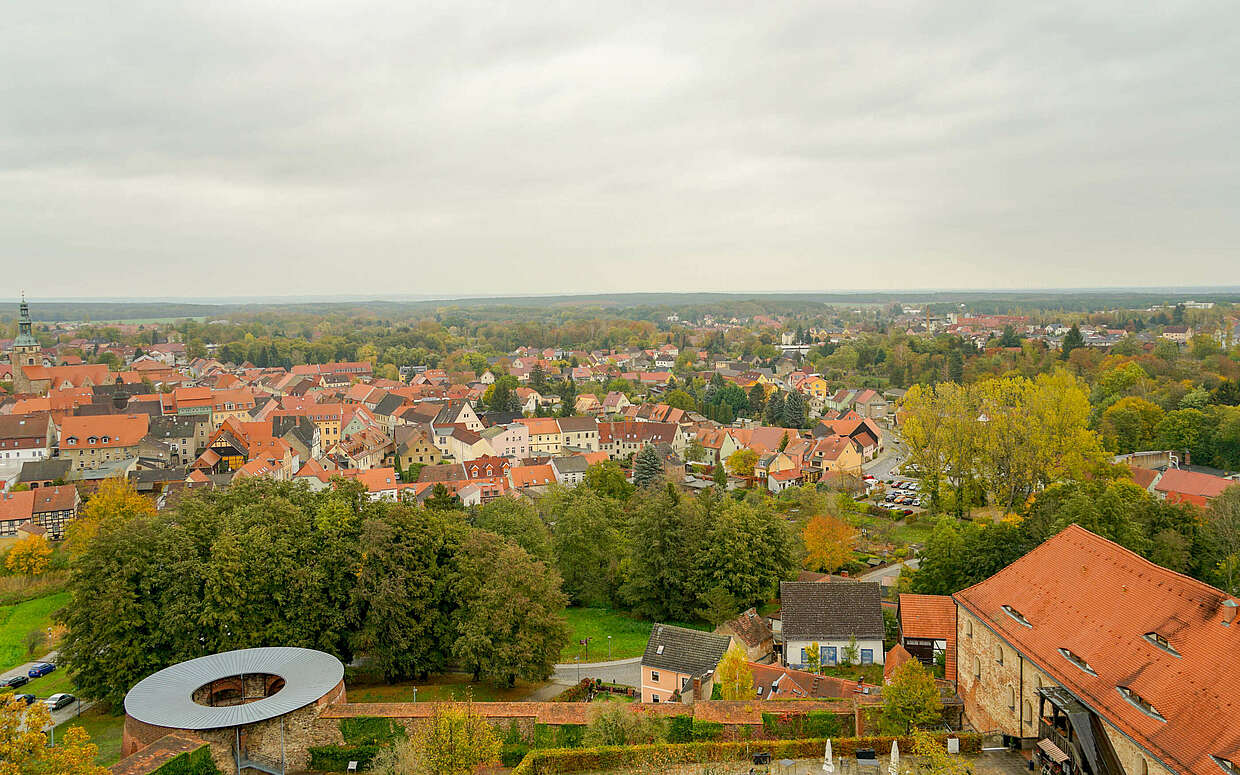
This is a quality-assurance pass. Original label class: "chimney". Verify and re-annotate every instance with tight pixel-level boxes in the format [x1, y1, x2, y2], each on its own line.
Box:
[1223, 599, 1239, 627]
[692, 676, 703, 701]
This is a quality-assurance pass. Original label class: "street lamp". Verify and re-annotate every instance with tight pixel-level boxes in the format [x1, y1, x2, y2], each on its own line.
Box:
[607, 635, 612, 660]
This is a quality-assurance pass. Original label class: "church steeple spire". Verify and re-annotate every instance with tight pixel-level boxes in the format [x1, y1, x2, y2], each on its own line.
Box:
[14, 294, 38, 347]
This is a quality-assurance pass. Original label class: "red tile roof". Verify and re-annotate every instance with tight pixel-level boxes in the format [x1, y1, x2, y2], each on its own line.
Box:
[884, 643, 915, 683]
[955, 524, 1240, 775]
[59, 414, 149, 449]
[898, 593, 956, 681]
[1154, 468, 1233, 500]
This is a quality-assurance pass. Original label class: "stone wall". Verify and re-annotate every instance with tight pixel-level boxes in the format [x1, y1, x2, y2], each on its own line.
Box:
[121, 678, 346, 773]
[955, 605, 1174, 775]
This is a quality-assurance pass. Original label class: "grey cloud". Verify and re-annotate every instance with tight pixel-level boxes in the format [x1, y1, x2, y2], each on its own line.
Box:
[1, 1, 1237, 296]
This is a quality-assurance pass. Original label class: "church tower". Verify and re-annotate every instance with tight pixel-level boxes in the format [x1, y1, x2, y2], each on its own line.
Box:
[11, 296, 41, 394]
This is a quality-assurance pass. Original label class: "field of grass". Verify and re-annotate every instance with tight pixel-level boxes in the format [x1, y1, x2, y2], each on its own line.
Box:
[560, 607, 707, 663]
[345, 672, 545, 703]
[53, 706, 124, 766]
[0, 591, 70, 671]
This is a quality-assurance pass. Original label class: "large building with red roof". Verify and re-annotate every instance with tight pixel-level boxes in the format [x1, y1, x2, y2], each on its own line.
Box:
[954, 524, 1240, 775]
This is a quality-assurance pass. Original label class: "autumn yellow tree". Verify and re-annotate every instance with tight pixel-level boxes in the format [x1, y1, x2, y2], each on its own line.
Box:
[0, 695, 109, 775]
[5, 534, 52, 577]
[414, 701, 501, 775]
[715, 641, 755, 700]
[801, 513, 857, 573]
[65, 478, 156, 555]
[725, 448, 758, 479]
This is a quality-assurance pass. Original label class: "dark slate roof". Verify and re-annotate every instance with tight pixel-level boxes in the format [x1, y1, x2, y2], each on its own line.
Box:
[373, 393, 405, 418]
[641, 624, 731, 678]
[551, 456, 589, 475]
[149, 415, 198, 438]
[779, 581, 884, 641]
[18, 458, 71, 483]
[479, 411, 523, 427]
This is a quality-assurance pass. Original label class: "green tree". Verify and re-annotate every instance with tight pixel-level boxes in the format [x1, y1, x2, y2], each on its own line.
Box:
[425, 482, 462, 510]
[1100, 396, 1165, 453]
[620, 485, 705, 621]
[470, 498, 552, 562]
[748, 384, 767, 417]
[1060, 324, 1084, 360]
[713, 460, 729, 490]
[1203, 485, 1240, 594]
[841, 634, 860, 667]
[633, 444, 663, 489]
[696, 586, 739, 627]
[452, 530, 569, 686]
[551, 490, 624, 606]
[695, 500, 793, 609]
[805, 641, 821, 673]
[582, 460, 635, 500]
[483, 375, 522, 413]
[764, 391, 785, 426]
[353, 507, 459, 681]
[881, 658, 943, 733]
[784, 391, 807, 428]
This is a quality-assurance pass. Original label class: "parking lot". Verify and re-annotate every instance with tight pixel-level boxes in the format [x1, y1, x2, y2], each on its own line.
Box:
[1, 654, 93, 729]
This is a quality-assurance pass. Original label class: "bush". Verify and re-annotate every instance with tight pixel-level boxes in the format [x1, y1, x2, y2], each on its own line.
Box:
[667, 716, 694, 743]
[150, 746, 222, 775]
[339, 717, 406, 745]
[551, 679, 591, 702]
[308, 744, 381, 771]
[502, 744, 531, 767]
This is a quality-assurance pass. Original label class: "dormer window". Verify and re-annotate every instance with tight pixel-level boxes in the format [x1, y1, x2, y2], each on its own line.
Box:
[1003, 605, 1032, 628]
[87, 436, 98, 445]
[101, 436, 109, 444]
[1117, 686, 1165, 722]
[65, 437, 76, 445]
[1143, 632, 1180, 657]
[1058, 648, 1097, 676]
[1211, 756, 1238, 775]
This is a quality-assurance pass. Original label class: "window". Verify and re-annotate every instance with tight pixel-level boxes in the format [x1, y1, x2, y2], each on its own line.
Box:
[861, 649, 874, 665]
[823, 646, 837, 666]
[651, 695, 660, 703]
[966, 619, 973, 638]
[1008, 687, 1016, 711]
[1117, 686, 1165, 722]
[1143, 632, 1181, 657]
[65, 437, 76, 445]
[800, 649, 808, 664]
[1212, 756, 1238, 775]
[650, 671, 660, 683]
[88, 437, 98, 445]
[973, 657, 981, 679]
[1002, 605, 1033, 628]
[1058, 648, 1097, 676]
[680, 677, 689, 690]
[994, 645, 1004, 665]
[1023, 701, 1033, 723]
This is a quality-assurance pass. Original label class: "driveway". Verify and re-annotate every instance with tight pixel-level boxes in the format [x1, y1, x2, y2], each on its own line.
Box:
[551, 656, 641, 688]
[1, 651, 57, 684]
[1, 651, 92, 730]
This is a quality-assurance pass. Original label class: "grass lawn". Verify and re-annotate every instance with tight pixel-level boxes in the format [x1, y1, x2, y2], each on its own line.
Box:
[345, 672, 546, 703]
[891, 519, 934, 544]
[0, 591, 71, 672]
[53, 706, 124, 767]
[561, 607, 708, 663]
[591, 692, 635, 703]
[27, 665, 76, 697]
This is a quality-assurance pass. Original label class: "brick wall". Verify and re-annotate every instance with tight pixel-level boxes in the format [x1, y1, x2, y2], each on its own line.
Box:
[956, 605, 1174, 775]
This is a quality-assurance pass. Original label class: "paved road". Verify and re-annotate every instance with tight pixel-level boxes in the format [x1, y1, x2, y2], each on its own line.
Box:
[860, 558, 919, 584]
[551, 656, 641, 687]
[1, 651, 94, 729]
[863, 426, 909, 481]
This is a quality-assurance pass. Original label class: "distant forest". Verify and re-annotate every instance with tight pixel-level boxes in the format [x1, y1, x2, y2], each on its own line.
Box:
[5, 289, 1240, 323]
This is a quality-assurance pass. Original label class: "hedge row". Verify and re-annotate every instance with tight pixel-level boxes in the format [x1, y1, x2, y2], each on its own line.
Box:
[149, 746, 222, 775]
[308, 743, 382, 771]
[509, 733, 983, 775]
[338, 717, 406, 746]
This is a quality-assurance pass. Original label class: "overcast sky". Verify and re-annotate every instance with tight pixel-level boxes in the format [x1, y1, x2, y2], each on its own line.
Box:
[3, 1, 1238, 298]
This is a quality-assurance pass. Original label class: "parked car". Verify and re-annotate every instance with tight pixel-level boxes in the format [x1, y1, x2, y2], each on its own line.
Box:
[12, 693, 36, 705]
[3, 674, 29, 688]
[45, 693, 75, 711]
[901, 509, 915, 516]
[27, 663, 55, 678]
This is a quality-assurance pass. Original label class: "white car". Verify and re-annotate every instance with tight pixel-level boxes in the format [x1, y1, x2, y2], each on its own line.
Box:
[45, 693, 75, 711]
